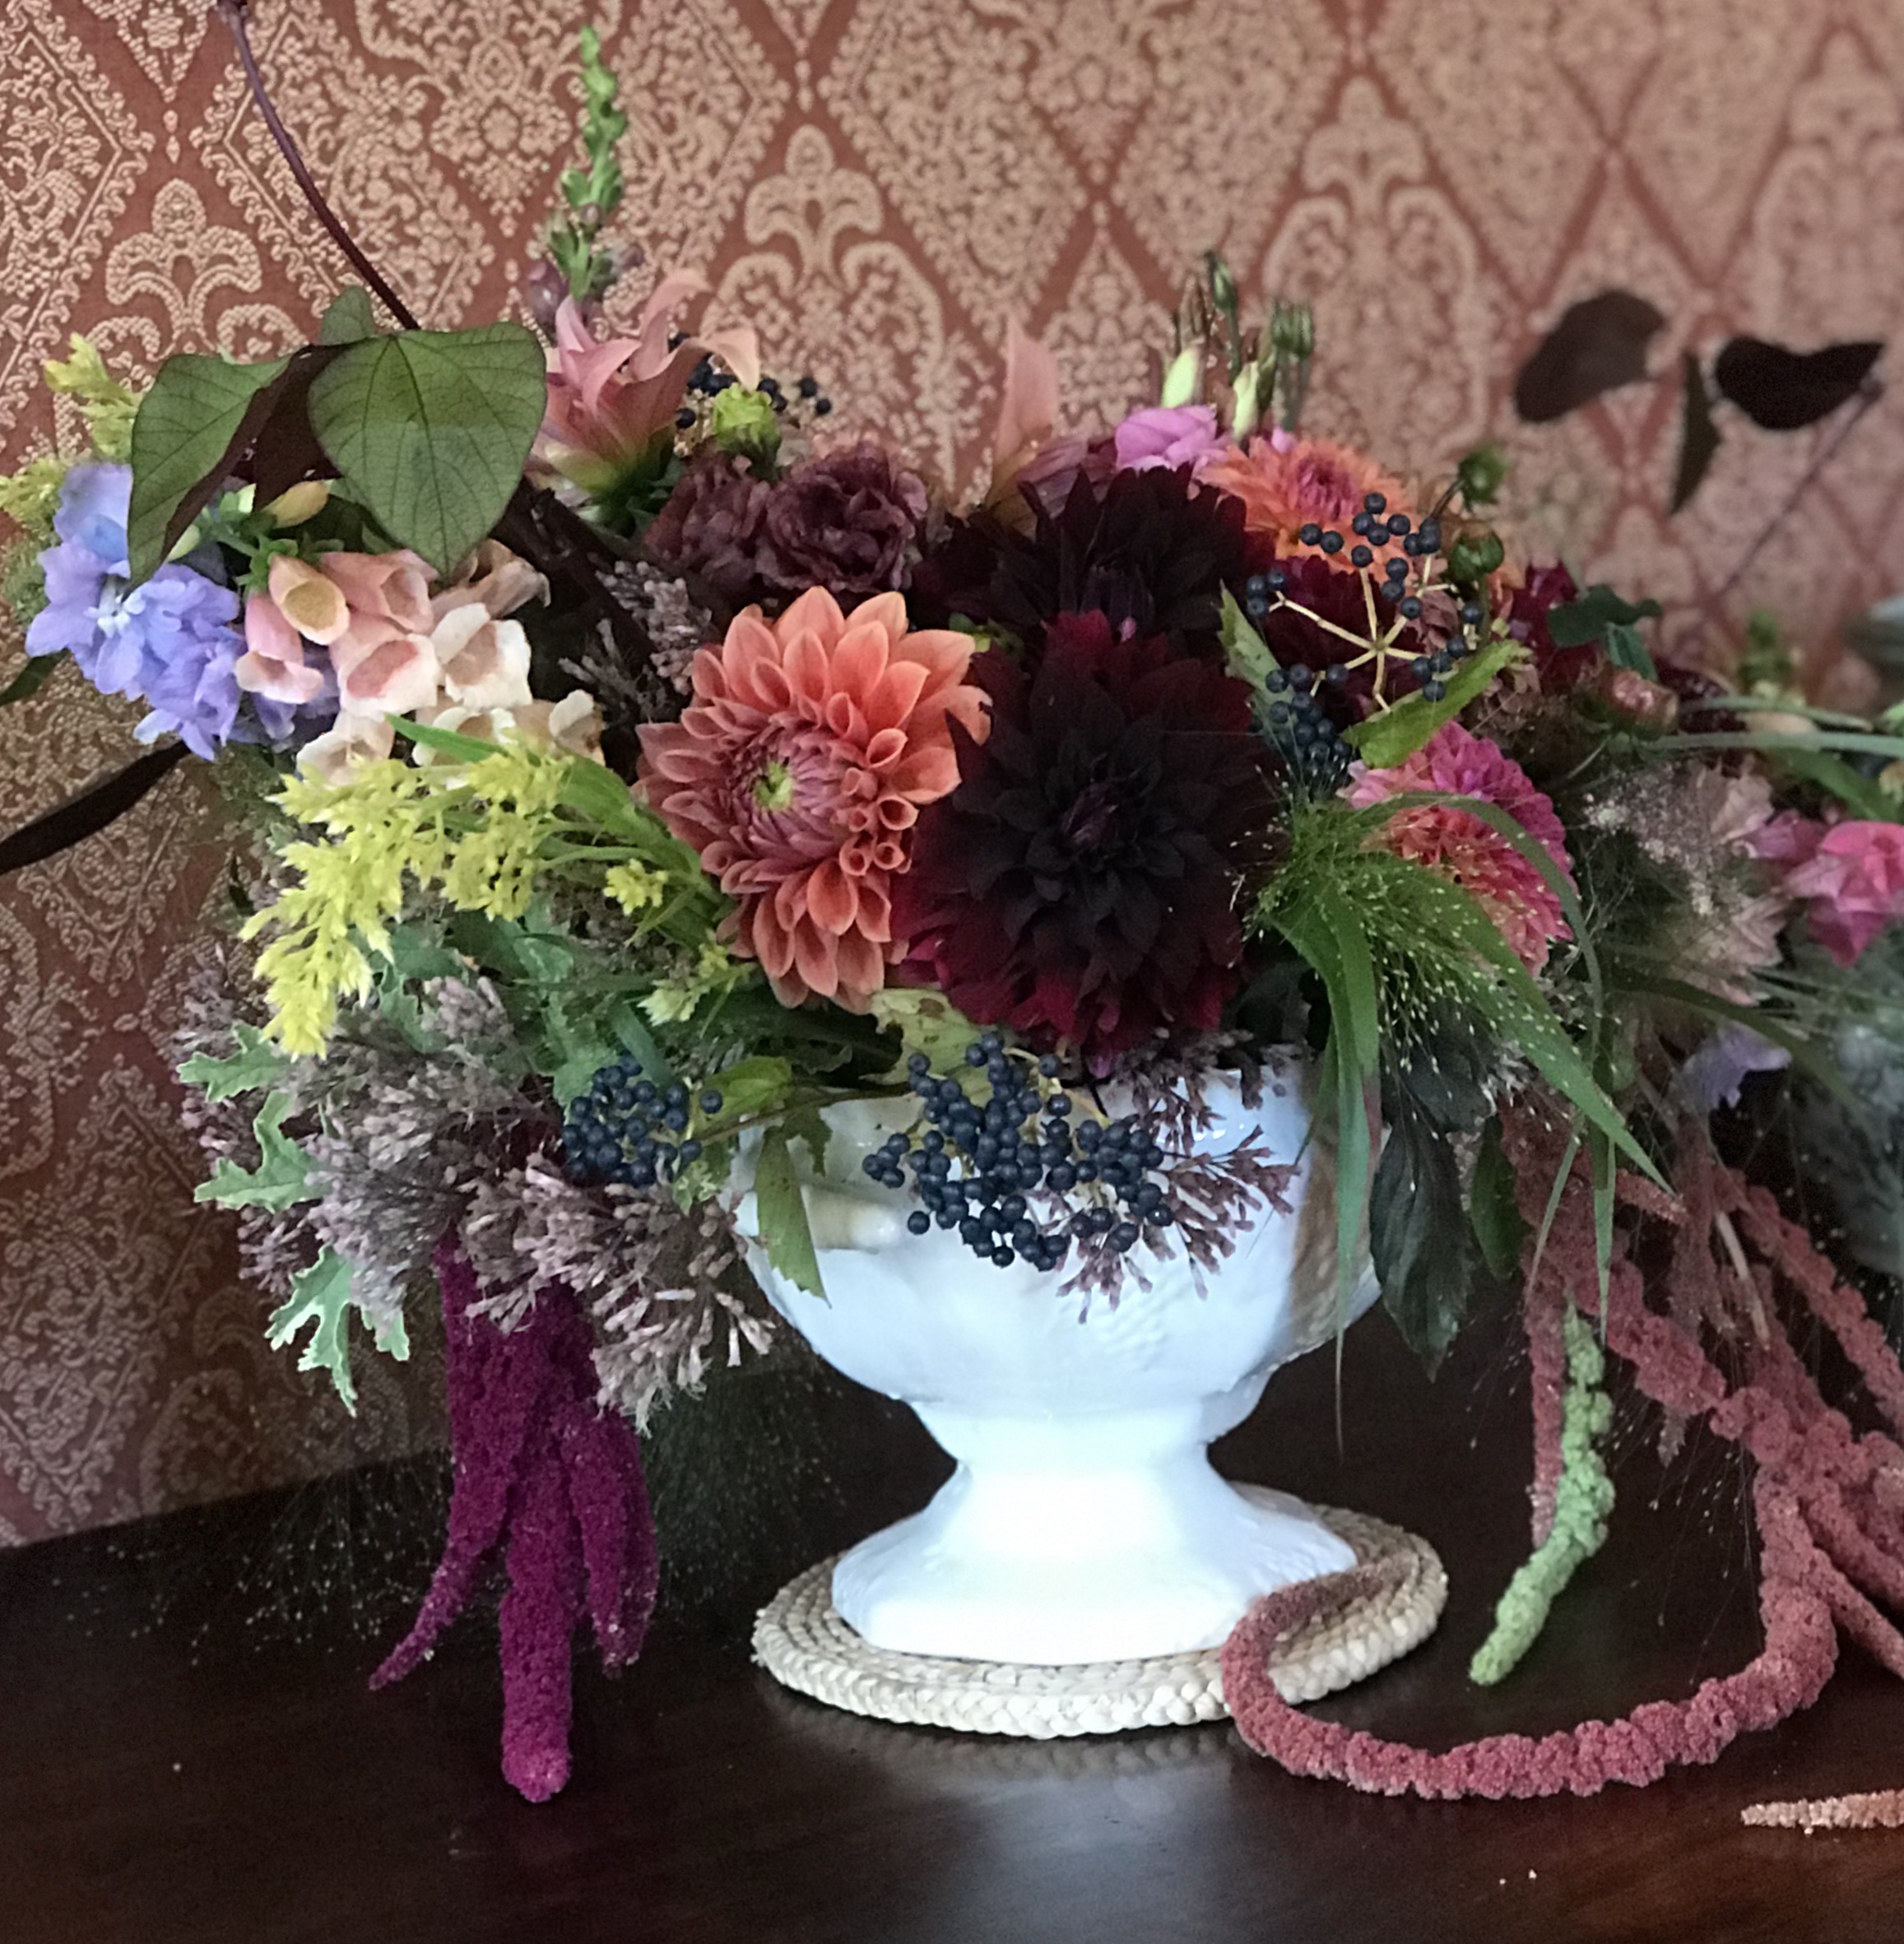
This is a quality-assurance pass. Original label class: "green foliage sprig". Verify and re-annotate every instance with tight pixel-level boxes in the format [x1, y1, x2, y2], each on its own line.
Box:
[547, 26, 629, 303]
[1470, 1308, 1614, 1684]
[244, 735, 732, 1057]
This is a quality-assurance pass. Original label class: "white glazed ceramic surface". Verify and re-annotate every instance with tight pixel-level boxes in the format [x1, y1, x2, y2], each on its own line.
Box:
[736, 1069, 1378, 1665]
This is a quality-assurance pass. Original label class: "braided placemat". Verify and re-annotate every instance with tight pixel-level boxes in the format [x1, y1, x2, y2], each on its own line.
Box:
[754, 1493, 1445, 1738]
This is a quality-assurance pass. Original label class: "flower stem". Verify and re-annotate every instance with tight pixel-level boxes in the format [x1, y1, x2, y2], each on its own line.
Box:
[213, 0, 422, 332]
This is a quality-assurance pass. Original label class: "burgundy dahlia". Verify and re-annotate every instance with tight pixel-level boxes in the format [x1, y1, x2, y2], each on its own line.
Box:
[757, 442, 928, 601]
[894, 611, 1277, 1068]
[910, 464, 1265, 659]
[644, 449, 770, 605]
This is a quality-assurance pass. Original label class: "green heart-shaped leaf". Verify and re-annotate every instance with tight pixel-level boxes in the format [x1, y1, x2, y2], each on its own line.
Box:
[318, 285, 378, 345]
[126, 352, 290, 578]
[307, 324, 547, 573]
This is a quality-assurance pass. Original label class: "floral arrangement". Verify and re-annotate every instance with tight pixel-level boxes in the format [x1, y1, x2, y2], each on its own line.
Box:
[9, 15, 1904, 1812]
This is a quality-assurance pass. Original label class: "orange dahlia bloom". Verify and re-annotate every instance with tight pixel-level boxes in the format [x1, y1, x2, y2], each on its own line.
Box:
[1202, 431, 1414, 568]
[638, 588, 988, 1009]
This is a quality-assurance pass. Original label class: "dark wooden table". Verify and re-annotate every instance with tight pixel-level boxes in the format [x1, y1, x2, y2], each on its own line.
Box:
[6, 1311, 1903, 1944]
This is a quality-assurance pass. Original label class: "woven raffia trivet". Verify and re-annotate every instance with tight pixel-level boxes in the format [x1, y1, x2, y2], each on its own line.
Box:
[753, 1494, 1445, 1738]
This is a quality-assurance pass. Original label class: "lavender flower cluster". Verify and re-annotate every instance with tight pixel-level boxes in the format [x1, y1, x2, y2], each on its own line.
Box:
[26, 465, 321, 757]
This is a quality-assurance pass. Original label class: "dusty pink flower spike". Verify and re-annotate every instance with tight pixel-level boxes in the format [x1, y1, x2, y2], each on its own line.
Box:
[639, 587, 988, 1009]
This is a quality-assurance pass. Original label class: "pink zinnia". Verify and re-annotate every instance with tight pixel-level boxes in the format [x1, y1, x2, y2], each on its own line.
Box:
[638, 587, 987, 1009]
[1345, 722, 1575, 972]
[1751, 814, 1904, 967]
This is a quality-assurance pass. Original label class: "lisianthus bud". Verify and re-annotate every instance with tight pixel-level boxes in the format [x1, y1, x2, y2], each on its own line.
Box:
[1159, 345, 1201, 408]
[1456, 443, 1510, 508]
[263, 480, 331, 528]
[1269, 302, 1315, 361]
[1230, 364, 1262, 440]
[1205, 251, 1239, 318]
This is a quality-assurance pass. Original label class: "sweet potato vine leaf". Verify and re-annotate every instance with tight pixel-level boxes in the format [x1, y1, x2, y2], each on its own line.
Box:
[307, 324, 547, 574]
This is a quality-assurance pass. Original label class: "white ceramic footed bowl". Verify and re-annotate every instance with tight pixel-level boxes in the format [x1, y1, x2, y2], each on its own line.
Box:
[736, 1068, 1377, 1665]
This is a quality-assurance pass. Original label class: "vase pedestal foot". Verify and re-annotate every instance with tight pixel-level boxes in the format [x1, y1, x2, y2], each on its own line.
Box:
[832, 1458, 1358, 1666]
[753, 1496, 1447, 1738]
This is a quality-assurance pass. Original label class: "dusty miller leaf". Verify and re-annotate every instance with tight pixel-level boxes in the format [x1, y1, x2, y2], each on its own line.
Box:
[179, 1022, 290, 1102]
[265, 1247, 361, 1412]
[194, 1093, 314, 1211]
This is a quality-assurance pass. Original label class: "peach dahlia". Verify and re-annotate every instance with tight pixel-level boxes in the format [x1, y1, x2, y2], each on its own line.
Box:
[637, 587, 987, 1009]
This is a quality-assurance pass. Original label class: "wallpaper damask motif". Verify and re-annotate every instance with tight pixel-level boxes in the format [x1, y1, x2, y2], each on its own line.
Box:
[4, 0, 1902, 1543]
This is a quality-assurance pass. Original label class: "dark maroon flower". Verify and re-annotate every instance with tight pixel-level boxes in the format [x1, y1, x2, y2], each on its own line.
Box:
[894, 611, 1277, 1069]
[1502, 561, 1594, 689]
[645, 449, 770, 605]
[910, 464, 1267, 660]
[1255, 550, 1438, 726]
[757, 441, 928, 601]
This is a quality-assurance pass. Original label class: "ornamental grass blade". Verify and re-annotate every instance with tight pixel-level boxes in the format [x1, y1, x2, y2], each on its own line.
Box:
[308, 324, 548, 574]
[1345, 639, 1522, 768]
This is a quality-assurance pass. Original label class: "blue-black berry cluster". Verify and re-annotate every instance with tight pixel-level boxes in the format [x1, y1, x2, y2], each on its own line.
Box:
[670, 340, 834, 429]
[860, 1036, 1177, 1273]
[1253, 657, 1351, 793]
[1293, 492, 1446, 570]
[564, 1054, 721, 1189]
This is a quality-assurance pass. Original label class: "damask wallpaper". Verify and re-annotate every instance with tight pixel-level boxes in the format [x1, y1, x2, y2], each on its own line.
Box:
[4, 0, 1903, 1545]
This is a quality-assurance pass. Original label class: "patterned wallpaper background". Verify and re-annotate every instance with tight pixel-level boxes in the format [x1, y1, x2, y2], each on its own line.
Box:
[4, 0, 1904, 1544]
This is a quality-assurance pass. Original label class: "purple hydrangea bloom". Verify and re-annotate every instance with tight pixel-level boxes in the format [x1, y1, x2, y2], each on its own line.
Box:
[25, 462, 287, 761]
[1672, 1021, 1792, 1116]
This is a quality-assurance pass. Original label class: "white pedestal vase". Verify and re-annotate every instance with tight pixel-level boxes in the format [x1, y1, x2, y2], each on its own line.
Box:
[735, 1068, 1409, 1682]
